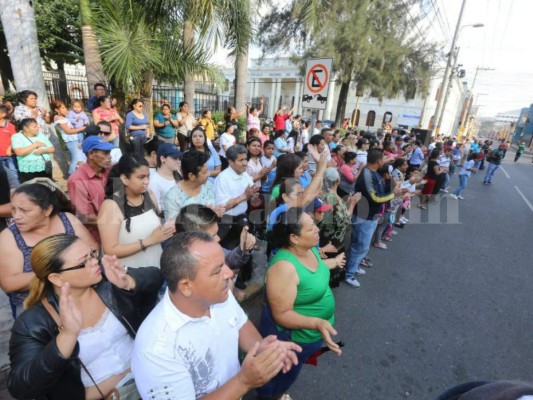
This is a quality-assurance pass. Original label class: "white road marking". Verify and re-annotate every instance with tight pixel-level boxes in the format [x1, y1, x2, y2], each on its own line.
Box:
[514, 186, 533, 214]
[500, 166, 511, 179]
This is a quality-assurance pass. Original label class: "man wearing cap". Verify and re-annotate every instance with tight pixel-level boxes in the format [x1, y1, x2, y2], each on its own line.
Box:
[77, 122, 122, 166]
[67, 135, 114, 243]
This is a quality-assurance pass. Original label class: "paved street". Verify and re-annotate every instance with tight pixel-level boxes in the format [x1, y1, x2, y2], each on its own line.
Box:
[1, 151, 532, 400]
[261, 151, 533, 399]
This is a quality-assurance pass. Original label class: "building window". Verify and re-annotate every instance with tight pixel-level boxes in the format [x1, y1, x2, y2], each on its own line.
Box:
[383, 112, 392, 124]
[366, 110, 376, 127]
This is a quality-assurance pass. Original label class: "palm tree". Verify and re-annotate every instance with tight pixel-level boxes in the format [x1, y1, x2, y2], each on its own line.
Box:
[92, 0, 224, 127]
[0, 0, 48, 109]
[79, 0, 106, 91]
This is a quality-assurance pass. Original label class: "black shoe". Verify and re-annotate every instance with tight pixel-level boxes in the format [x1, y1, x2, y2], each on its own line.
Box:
[394, 223, 405, 229]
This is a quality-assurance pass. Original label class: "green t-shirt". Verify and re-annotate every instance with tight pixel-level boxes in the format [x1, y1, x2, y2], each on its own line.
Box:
[270, 184, 280, 201]
[518, 144, 526, 154]
[267, 247, 335, 343]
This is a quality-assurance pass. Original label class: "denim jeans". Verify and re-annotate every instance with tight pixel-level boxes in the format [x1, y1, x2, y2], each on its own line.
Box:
[65, 140, 79, 175]
[452, 174, 468, 196]
[346, 216, 378, 278]
[442, 172, 450, 190]
[0, 156, 20, 186]
[130, 135, 146, 160]
[484, 163, 499, 183]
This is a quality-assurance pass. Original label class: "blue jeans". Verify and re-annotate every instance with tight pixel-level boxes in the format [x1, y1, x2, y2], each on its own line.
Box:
[0, 156, 20, 186]
[452, 174, 468, 196]
[346, 216, 378, 279]
[442, 172, 450, 190]
[484, 163, 499, 183]
[65, 140, 79, 175]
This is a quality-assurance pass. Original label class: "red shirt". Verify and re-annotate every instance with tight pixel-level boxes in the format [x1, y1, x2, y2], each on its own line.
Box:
[274, 113, 290, 132]
[0, 120, 16, 156]
[67, 163, 110, 243]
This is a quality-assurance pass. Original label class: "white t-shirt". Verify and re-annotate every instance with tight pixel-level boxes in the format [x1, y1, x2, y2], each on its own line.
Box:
[219, 133, 236, 158]
[214, 167, 253, 216]
[300, 129, 309, 146]
[132, 291, 247, 400]
[148, 172, 176, 211]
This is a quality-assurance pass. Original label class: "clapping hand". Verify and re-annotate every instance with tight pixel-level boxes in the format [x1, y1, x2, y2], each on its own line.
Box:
[238, 341, 285, 389]
[101, 254, 133, 290]
[59, 282, 83, 337]
[314, 319, 342, 356]
[257, 335, 302, 374]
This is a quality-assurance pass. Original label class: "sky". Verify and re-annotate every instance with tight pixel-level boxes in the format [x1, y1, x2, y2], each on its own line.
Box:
[428, 0, 533, 117]
[216, 0, 532, 118]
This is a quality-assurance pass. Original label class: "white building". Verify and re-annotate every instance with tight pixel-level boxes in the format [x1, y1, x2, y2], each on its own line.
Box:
[222, 57, 467, 136]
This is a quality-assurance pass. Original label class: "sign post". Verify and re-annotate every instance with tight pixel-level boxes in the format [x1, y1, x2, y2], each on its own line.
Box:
[302, 58, 333, 134]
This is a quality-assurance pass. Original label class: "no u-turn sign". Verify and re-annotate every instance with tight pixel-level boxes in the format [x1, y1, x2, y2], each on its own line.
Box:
[302, 58, 333, 110]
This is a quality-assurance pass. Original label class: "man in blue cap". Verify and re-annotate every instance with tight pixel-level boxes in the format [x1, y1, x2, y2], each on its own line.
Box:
[67, 134, 115, 243]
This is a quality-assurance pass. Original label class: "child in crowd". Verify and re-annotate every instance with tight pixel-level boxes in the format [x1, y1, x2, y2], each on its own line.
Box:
[0, 104, 18, 186]
[67, 99, 90, 145]
[260, 140, 277, 194]
[450, 153, 478, 200]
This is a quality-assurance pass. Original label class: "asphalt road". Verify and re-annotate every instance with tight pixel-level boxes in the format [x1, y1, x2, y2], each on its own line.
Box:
[244, 150, 533, 400]
[0, 151, 531, 400]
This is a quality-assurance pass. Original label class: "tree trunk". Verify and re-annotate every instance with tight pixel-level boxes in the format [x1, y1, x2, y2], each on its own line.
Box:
[183, 20, 195, 116]
[140, 69, 154, 136]
[334, 80, 350, 126]
[0, 28, 14, 93]
[234, 46, 248, 112]
[0, 0, 48, 109]
[79, 0, 106, 92]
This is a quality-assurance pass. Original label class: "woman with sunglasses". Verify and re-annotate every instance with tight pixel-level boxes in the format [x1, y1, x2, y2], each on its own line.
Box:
[51, 100, 86, 175]
[92, 95, 123, 147]
[8, 233, 162, 399]
[0, 182, 96, 319]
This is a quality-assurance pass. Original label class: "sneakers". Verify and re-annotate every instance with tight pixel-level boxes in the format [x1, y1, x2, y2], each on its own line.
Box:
[345, 277, 361, 288]
[394, 222, 405, 228]
[400, 216, 409, 223]
[449, 194, 458, 199]
[457, 195, 464, 200]
[354, 267, 366, 275]
[390, 230, 399, 236]
[373, 242, 388, 250]
[440, 188, 449, 193]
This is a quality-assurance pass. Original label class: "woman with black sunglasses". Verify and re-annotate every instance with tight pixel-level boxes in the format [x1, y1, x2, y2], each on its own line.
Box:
[7, 233, 162, 400]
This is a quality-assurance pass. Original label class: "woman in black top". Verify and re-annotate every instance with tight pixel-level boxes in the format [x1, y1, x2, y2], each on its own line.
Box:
[419, 148, 442, 209]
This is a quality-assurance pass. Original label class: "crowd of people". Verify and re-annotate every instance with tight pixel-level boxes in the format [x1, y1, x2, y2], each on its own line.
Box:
[0, 84, 530, 400]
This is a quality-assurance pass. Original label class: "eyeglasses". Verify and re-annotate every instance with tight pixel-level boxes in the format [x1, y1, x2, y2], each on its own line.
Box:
[60, 249, 100, 273]
[100, 130, 112, 136]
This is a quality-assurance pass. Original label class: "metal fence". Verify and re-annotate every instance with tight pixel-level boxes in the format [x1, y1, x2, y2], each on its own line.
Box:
[42, 72, 271, 117]
[43, 71, 91, 107]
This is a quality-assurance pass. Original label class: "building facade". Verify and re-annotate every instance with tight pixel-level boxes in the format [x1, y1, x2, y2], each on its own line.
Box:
[222, 57, 466, 135]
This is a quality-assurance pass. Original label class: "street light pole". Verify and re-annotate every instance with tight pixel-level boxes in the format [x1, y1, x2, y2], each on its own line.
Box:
[435, 47, 461, 134]
[433, 0, 468, 135]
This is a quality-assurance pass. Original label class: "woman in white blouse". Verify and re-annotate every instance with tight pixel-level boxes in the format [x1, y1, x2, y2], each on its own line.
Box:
[219, 124, 237, 169]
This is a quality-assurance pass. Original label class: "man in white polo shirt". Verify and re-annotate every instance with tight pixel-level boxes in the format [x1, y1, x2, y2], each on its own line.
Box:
[132, 232, 300, 400]
[214, 144, 258, 244]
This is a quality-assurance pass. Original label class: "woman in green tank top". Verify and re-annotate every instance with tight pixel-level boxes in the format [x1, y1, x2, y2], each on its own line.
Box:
[257, 207, 342, 400]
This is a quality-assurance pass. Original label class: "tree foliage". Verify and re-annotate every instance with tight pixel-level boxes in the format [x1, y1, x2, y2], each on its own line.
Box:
[258, 0, 438, 122]
[34, 0, 83, 69]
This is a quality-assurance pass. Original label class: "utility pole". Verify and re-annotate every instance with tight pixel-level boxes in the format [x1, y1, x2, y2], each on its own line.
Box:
[460, 67, 495, 138]
[435, 47, 461, 134]
[433, 0, 468, 136]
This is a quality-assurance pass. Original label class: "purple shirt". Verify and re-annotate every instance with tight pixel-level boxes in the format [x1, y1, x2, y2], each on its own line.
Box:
[67, 110, 89, 129]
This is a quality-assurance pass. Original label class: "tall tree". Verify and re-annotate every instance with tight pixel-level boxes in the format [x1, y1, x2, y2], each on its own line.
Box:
[80, 0, 106, 93]
[258, 0, 437, 125]
[0, 0, 48, 109]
